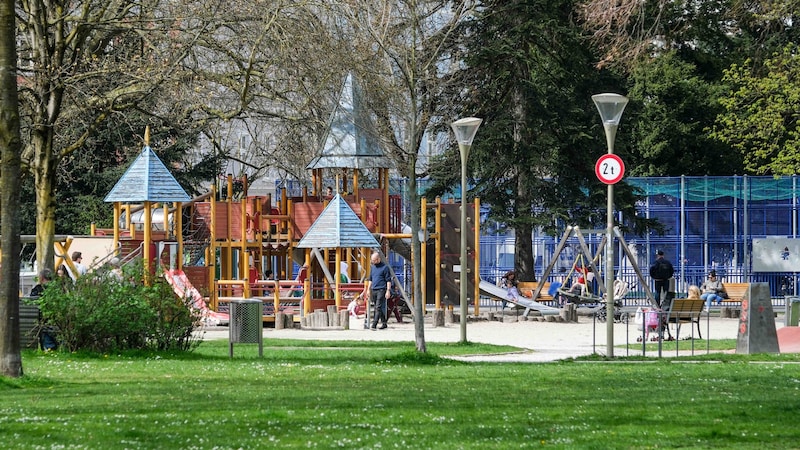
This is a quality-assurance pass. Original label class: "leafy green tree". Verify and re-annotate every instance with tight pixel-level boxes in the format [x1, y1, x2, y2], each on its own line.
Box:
[626, 51, 739, 176]
[710, 44, 800, 175]
[579, 0, 796, 176]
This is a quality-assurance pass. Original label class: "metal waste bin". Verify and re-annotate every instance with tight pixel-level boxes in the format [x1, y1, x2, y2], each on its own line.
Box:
[229, 299, 263, 357]
[785, 297, 800, 327]
[19, 298, 41, 349]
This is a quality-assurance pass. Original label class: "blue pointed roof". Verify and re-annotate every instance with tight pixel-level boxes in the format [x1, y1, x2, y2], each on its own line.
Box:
[307, 73, 391, 170]
[296, 194, 380, 249]
[104, 145, 190, 203]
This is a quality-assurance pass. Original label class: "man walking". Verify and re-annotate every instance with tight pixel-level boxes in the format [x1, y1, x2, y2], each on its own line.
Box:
[363, 251, 392, 330]
[649, 250, 674, 307]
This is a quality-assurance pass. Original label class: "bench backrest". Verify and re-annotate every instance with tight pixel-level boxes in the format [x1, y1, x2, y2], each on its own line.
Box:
[722, 282, 749, 302]
[667, 298, 705, 321]
[517, 281, 553, 300]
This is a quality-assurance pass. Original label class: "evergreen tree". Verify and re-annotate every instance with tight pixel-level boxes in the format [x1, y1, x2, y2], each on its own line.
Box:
[429, 0, 657, 280]
[626, 51, 739, 176]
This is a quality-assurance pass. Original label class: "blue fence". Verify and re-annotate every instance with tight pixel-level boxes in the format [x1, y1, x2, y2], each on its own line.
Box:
[281, 175, 800, 307]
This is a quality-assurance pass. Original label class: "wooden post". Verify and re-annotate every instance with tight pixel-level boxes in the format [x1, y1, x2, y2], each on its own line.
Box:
[144, 201, 152, 285]
[435, 197, 442, 310]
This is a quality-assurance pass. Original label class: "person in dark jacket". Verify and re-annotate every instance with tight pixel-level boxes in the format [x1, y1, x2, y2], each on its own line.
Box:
[649, 250, 675, 307]
[363, 252, 392, 330]
[29, 268, 53, 297]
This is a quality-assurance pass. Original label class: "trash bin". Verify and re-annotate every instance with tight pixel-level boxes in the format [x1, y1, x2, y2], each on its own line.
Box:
[229, 299, 263, 357]
[785, 297, 800, 327]
[19, 298, 41, 349]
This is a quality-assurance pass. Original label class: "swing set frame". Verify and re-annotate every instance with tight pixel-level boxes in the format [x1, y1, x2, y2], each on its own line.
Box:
[530, 225, 658, 308]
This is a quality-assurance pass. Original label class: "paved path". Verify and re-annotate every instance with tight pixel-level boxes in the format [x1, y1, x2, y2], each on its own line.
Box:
[200, 313, 782, 362]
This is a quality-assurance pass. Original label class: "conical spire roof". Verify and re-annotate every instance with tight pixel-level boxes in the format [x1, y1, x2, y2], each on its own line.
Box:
[307, 73, 391, 170]
[296, 194, 380, 249]
[105, 135, 190, 203]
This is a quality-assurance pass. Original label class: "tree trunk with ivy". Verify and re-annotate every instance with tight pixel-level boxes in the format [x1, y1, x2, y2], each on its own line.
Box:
[32, 130, 58, 272]
[0, 0, 24, 378]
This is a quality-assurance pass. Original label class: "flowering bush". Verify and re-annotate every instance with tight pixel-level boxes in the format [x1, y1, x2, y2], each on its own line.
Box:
[35, 261, 201, 352]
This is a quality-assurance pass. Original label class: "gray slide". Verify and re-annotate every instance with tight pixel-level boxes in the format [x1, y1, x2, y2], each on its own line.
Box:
[479, 280, 560, 316]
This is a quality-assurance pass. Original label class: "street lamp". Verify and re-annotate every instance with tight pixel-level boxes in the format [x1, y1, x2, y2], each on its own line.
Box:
[592, 93, 628, 357]
[451, 117, 482, 343]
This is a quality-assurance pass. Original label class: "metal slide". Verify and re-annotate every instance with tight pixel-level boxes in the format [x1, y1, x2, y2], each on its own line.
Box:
[479, 280, 560, 316]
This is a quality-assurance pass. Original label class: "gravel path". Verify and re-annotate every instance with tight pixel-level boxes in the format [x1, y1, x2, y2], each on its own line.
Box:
[200, 312, 772, 362]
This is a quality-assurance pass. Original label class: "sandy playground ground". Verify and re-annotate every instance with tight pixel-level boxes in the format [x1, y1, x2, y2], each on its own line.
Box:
[200, 310, 790, 362]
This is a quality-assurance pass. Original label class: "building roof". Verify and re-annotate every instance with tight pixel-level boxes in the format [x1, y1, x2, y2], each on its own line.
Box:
[104, 145, 190, 203]
[306, 73, 392, 170]
[296, 194, 380, 249]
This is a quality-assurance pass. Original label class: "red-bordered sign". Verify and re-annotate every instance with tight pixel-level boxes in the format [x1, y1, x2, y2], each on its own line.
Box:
[595, 154, 625, 185]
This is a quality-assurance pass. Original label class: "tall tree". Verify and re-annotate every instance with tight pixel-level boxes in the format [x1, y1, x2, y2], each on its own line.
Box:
[0, 0, 24, 377]
[15, 0, 340, 270]
[710, 44, 800, 175]
[429, 0, 657, 280]
[333, 0, 479, 351]
[625, 51, 740, 176]
[579, 1, 798, 178]
[16, 0, 218, 271]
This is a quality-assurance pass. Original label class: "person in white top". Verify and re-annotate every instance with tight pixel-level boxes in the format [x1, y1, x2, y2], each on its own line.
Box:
[347, 295, 364, 318]
[72, 251, 88, 277]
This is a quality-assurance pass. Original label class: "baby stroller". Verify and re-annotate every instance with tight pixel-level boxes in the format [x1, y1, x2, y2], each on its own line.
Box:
[386, 286, 407, 323]
[635, 307, 668, 342]
[634, 303, 674, 342]
[595, 280, 630, 323]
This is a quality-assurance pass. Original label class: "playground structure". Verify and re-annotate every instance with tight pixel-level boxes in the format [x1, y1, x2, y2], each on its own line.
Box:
[21, 72, 569, 323]
[90, 114, 488, 325]
[99, 172, 491, 323]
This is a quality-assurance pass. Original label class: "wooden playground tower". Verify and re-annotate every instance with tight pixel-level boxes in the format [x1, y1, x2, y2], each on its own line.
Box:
[200, 168, 401, 319]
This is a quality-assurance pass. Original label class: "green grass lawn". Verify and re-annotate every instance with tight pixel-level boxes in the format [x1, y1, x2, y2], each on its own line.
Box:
[3, 339, 800, 449]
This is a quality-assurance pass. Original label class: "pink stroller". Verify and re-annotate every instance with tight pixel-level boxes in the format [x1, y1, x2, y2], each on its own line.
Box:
[636, 307, 663, 342]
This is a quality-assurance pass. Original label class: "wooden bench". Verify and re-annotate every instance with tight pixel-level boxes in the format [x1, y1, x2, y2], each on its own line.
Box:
[517, 281, 554, 303]
[721, 282, 750, 303]
[665, 298, 705, 339]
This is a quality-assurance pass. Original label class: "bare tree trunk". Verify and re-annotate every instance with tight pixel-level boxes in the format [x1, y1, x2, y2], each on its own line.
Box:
[32, 130, 57, 272]
[515, 223, 535, 281]
[0, 0, 24, 378]
[511, 85, 535, 280]
[407, 157, 426, 352]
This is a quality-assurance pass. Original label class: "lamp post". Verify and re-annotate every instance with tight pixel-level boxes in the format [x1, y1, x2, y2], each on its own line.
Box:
[592, 93, 628, 357]
[451, 117, 482, 343]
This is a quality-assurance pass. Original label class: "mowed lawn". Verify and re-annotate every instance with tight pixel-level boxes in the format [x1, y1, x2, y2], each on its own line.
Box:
[2, 339, 800, 449]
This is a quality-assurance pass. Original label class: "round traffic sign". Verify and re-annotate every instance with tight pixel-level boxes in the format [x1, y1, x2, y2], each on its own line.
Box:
[595, 154, 625, 185]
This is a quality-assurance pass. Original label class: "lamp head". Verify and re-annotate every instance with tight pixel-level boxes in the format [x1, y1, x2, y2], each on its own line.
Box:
[592, 93, 628, 126]
[451, 117, 483, 147]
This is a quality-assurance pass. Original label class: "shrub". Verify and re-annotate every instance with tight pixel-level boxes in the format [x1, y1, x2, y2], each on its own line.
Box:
[35, 261, 202, 353]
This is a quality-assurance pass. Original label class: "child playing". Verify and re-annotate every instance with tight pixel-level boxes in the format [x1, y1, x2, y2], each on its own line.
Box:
[347, 294, 365, 318]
